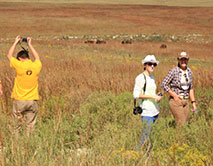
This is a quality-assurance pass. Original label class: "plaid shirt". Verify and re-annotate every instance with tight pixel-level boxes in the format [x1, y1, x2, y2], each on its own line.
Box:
[161, 66, 193, 96]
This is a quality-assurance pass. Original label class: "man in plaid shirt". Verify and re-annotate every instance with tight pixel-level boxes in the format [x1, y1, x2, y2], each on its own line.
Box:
[161, 52, 197, 125]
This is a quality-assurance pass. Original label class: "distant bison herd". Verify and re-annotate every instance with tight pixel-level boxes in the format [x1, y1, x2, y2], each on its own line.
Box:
[84, 39, 167, 48]
[84, 39, 106, 44]
[121, 40, 132, 44]
[84, 39, 132, 44]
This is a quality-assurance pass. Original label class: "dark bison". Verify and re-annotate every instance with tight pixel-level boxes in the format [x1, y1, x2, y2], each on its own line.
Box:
[84, 40, 95, 44]
[96, 40, 106, 44]
[160, 44, 167, 48]
[121, 40, 132, 44]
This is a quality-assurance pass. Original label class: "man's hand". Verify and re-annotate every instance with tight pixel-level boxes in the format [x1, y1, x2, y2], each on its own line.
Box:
[15, 35, 21, 45]
[27, 37, 32, 46]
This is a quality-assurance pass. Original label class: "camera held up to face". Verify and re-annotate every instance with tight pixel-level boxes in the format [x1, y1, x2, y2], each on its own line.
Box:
[22, 38, 27, 43]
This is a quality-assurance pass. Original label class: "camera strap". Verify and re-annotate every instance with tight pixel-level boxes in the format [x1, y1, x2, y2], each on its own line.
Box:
[19, 43, 29, 52]
[134, 73, 147, 107]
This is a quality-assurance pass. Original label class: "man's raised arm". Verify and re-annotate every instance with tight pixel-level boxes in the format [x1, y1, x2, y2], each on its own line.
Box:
[7, 35, 21, 60]
[27, 37, 40, 61]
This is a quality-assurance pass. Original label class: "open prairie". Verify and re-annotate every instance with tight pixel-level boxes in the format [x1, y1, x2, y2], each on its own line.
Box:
[0, 1, 212, 166]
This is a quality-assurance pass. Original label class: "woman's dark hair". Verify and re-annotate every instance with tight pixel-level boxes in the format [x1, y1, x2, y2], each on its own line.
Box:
[144, 63, 147, 70]
[17, 50, 29, 60]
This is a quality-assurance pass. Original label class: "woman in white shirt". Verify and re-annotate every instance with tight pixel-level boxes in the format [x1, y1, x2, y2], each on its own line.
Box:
[133, 55, 163, 145]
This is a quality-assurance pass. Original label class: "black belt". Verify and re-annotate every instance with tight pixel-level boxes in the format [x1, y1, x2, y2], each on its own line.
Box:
[170, 96, 189, 99]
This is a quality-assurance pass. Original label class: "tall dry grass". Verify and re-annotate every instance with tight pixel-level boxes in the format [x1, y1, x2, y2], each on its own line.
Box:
[0, 39, 212, 166]
[1, 41, 213, 113]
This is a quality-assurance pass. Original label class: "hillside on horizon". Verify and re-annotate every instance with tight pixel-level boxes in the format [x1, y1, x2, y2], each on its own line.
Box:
[1, 0, 213, 7]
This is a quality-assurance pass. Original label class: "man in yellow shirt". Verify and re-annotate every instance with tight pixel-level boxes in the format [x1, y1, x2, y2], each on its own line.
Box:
[8, 35, 42, 136]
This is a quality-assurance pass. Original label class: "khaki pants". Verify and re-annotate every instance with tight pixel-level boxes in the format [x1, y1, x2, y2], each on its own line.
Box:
[13, 100, 38, 137]
[169, 98, 189, 126]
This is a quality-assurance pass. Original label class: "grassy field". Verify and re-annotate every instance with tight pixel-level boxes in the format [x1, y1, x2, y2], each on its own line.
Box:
[0, 1, 212, 166]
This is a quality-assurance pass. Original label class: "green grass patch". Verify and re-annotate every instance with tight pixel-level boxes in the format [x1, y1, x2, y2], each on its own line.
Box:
[0, 89, 212, 165]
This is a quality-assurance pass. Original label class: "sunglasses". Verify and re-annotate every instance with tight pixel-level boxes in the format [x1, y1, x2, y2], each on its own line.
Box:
[178, 57, 189, 61]
[146, 62, 157, 67]
[184, 73, 189, 82]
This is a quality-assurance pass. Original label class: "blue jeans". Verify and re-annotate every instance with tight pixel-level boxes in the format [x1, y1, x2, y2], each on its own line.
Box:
[141, 114, 158, 142]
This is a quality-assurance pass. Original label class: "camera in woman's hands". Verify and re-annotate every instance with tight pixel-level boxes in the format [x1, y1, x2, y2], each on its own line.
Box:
[158, 93, 163, 96]
[133, 106, 143, 115]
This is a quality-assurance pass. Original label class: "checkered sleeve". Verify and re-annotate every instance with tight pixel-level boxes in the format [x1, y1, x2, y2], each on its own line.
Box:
[161, 68, 174, 92]
[188, 68, 193, 90]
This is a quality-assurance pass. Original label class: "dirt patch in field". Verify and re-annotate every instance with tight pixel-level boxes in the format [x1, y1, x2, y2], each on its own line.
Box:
[0, 2, 213, 39]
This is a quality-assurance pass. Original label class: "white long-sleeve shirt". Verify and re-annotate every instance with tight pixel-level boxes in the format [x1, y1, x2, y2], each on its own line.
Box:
[133, 73, 159, 117]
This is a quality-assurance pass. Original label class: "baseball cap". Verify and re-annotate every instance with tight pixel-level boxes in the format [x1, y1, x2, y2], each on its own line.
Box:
[178, 51, 189, 60]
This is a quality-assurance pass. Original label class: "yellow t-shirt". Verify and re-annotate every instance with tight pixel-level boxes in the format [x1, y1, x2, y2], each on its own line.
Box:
[10, 57, 42, 100]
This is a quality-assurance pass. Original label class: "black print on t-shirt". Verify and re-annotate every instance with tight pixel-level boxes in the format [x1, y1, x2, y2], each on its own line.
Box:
[26, 70, 32, 76]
